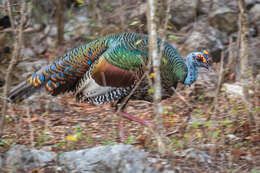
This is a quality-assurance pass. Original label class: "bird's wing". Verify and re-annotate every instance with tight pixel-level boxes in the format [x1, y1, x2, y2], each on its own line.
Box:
[91, 45, 148, 88]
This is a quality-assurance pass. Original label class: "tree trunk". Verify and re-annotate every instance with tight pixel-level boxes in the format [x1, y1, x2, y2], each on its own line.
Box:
[56, 0, 65, 45]
[147, 0, 167, 153]
[0, 0, 27, 136]
[238, 0, 255, 125]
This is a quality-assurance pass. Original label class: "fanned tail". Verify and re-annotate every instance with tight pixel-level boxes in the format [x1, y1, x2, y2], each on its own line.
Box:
[8, 81, 41, 103]
[7, 36, 111, 103]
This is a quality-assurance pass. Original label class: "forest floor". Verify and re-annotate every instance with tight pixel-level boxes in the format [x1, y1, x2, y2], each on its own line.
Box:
[0, 86, 259, 172]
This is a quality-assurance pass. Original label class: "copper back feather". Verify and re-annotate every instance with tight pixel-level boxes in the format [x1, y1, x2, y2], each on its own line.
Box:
[92, 58, 137, 88]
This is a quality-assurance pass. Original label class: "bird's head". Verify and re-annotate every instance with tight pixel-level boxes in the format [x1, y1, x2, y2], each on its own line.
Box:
[189, 50, 210, 69]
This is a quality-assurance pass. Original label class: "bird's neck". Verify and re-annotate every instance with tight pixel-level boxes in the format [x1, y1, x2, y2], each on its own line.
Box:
[183, 56, 198, 85]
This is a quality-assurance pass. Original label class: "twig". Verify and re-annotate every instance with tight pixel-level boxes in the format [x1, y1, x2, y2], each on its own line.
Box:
[208, 50, 225, 120]
[166, 129, 178, 136]
[0, 25, 45, 34]
[171, 86, 193, 133]
[0, 0, 27, 136]
[26, 101, 34, 147]
[5, 1, 16, 34]
[171, 87, 192, 108]
[116, 74, 147, 113]
[225, 36, 235, 79]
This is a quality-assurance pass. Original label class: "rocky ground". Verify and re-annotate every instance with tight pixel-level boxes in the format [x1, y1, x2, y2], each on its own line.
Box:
[0, 0, 259, 172]
[0, 84, 259, 172]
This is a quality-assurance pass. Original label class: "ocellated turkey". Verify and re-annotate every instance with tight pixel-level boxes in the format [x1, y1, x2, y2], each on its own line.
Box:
[8, 33, 210, 136]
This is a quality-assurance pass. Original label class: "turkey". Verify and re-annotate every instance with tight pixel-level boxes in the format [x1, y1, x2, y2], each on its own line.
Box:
[8, 33, 209, 130]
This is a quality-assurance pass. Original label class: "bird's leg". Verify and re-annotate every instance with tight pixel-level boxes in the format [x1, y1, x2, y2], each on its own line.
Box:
[117, 112, 152, 127]
[116, 98, 154, 126]
[116, 111, 154, 142]
[115, 99, 128, 141]
[117, 118, 126, 142]
[115, 96, 154, 141]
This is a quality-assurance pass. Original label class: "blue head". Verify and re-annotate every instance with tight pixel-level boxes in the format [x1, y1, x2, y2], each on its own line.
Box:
[184, 50, 210, 85]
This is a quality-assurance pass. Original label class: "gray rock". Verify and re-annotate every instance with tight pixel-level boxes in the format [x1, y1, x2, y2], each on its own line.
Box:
[48, 26, 58, 37]
[208, 7, 238, 34]
[33, 44, 47, 55]
[174, 148, 212, 163]
[227, 37, 260, 78]
[181, 20, 227, 62]
[249, 4, 260, 34]
[169, 0, 198, 29]
[223, 82, 254, 98]
[59, 144, 159, 173]
[185, 68, 218, 103]
[248, 38, 260, 77]
[64, 11, 90, 40]
[130, 3, 147, 18]
[5, 145, 57, 172]
[28, 95, 63, 112]
[16, 59, 49, 79]
[23, 48, 35, 58]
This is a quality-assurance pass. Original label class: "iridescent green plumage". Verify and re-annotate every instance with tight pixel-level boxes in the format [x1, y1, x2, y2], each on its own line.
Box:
[8, 33, 199, 104]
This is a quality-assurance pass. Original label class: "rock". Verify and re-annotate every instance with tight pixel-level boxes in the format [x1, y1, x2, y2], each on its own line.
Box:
[227, 37, 260, 78]
[29, 96, 63, 112]
[248, 38, 260, 77]
[227, 134, 240, 141]
[174, 148, 212, 163]
[16, 59, 49, 79]
[23, 48, 35, 58]
[47, 26, 58, 37]
[208, 7, 238, 34]
[33, 44, 47, 55]
[130, 3, 147, 18]
[198, 0, 257, 14]
[249, 4, 260, 34]
[181, 20, 227, 62]
[169, 0, 198, 29]
[59, 144, 159, 173]
[185, 69, 218, 102]
[196, 0, 239, 18]
[223, 82, 254, 98]
[0, 57, 49, 86]
[65, 15, 90, 40]
[5, 145, 57, 172]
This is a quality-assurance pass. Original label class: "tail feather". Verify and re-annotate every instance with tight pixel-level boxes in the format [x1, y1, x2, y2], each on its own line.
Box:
[8, 81, 40, 103]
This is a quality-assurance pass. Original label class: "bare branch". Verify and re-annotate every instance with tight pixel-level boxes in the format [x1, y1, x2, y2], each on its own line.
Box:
[210, 51, 225, 120]
[0, 0, 27, 136]
[5, 0, 16, 33]
[0, 25, 45, 34]
[238, 0, 255, 125]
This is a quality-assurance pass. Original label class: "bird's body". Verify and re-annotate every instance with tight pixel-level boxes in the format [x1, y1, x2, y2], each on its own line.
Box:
[8, 33, 209, 106]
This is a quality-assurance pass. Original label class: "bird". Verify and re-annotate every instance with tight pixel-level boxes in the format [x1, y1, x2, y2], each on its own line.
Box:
[8, 33, 209, 134]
